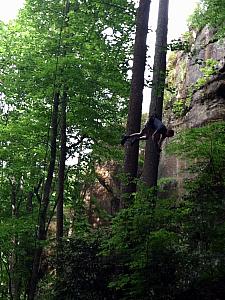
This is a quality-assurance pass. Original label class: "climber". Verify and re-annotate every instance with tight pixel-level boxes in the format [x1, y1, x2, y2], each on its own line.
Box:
[121, 115, 174, 152]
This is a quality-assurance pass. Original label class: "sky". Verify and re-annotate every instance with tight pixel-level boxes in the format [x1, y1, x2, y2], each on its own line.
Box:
[0, 0, 199, 112]
[142, 0, 199, 111]
[168, 0, 199, 40]
[0, 0, 24, 22]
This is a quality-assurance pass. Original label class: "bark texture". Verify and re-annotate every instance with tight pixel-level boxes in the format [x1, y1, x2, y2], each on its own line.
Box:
[56, 91, 67, 241]
[28, 92, 59, 300]
[141, 0, 169, 187]
[123, 0, 151, 200]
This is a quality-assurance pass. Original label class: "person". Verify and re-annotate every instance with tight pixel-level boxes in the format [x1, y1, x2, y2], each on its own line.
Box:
[121, 115, 174, 152]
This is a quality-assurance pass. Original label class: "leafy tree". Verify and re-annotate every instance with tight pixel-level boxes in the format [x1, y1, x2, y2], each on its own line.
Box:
[102, 122, 225, 299]
[0, 0, 135, 298]
[49, 232, 118, 300]
[166, 122, 225, 298]
[188, 0, 225, 37]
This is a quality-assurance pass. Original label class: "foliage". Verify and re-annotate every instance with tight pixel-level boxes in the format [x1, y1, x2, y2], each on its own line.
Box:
[188, 0, 225, 38]
[1, 0, 225, 299]
[166, 121, 225, 162]
[0, 214, 38, 299]
[164, 54, 217, 118]
[171, 99, 186, 117]
[102, 184, 185, 299]
[194, 58, 218, 89]
[0, 0, 135, 297]
[35, 121, 225, 300]
[166, 122, 225, 298]
[164, 52, 191, 118]
[99, 122, 225, 299]
[167, 38, 191, 53]
[42, 231, 117, 300]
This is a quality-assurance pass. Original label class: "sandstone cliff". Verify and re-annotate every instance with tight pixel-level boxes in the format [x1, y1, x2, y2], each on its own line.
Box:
[159, 26, 225, 192]
[167, 27, 225, 129]
[86, 27, 225, 215]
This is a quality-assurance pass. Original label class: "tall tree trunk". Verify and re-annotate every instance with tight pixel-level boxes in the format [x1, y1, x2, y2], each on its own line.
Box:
[141, 0, 169, 187]
[28, 92, 59, 300]
[56, 0, 70, 243]
[9, 179, 21, 300]
[56, 90, 67, 241]
[122, 0, 151, 201]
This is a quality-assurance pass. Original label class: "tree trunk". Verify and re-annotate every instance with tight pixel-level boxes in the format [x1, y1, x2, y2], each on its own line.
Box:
[141, 0, 169, 187]
[27, 91, 59, 300]
[56, 0, 70, 243]
[9, 179, 21, 300]
[56, 90, 67, 241]
[122, 0, 151, 201]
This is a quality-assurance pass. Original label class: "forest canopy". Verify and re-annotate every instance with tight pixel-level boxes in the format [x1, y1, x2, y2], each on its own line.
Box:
[1, 0, 225, 299]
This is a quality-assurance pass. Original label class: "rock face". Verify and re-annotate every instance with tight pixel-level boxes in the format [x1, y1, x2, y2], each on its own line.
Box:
[86, 27, 225, 210]
[159, 26, 225, 193]
[85, 161, 121, 226]
[172, 73, 225, 130]
[166, 26, 225, 128]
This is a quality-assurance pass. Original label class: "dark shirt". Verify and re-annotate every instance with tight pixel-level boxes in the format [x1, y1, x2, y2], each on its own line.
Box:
[145, 116, 167, 134]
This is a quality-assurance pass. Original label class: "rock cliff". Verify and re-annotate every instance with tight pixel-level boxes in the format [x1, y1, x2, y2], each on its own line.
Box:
[159, 26, 225, 192]
[86, 27, 225, 214]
